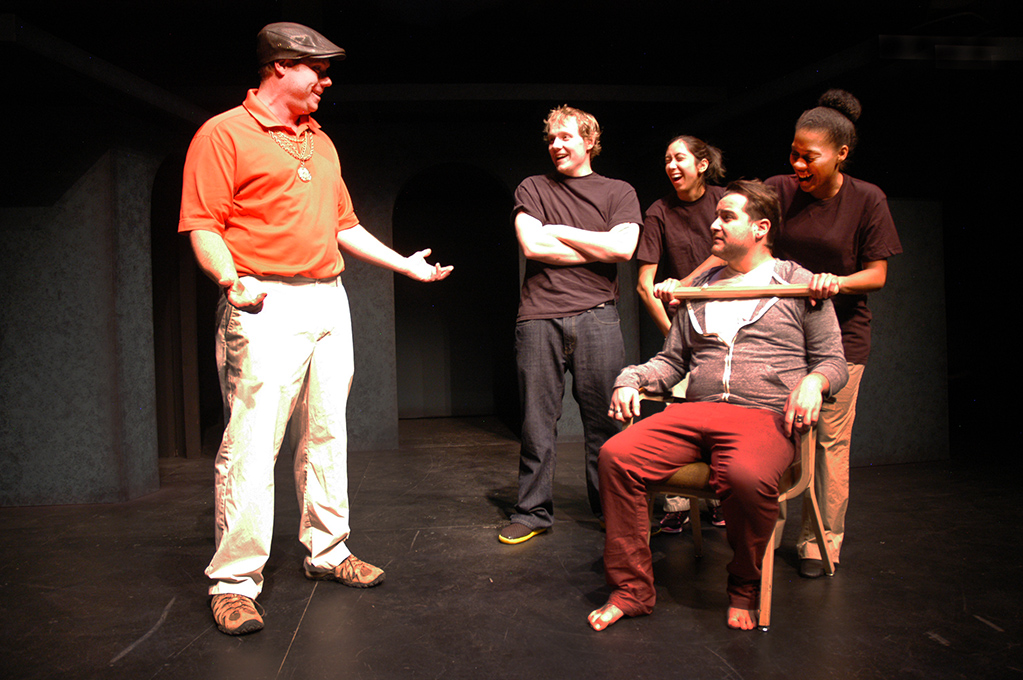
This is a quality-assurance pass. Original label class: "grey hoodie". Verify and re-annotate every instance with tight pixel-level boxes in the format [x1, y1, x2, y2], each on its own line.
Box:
[615, 259, 848, 414]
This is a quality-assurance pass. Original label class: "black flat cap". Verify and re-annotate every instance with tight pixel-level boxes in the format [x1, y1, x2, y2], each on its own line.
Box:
[256, 22, 346, 65]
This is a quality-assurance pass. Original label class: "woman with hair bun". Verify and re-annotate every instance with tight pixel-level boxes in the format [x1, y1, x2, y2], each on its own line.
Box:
[766, 89, 902, 578]
[636, 136, 728, 533]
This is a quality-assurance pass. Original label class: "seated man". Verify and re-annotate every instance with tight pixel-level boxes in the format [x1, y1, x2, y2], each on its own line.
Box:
[588, 179, 848, 632]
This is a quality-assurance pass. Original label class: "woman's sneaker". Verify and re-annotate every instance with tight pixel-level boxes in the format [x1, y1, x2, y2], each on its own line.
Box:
[659, 511, 690, 534]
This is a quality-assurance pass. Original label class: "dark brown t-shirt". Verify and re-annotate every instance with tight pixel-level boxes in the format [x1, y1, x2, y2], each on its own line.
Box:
[514, 172, 641, 321]
[767, 174, 902, 364]
[637, 185, 725, 278]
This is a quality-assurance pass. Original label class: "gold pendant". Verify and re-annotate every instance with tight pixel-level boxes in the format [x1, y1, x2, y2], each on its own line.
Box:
[298, 165, 312, 182]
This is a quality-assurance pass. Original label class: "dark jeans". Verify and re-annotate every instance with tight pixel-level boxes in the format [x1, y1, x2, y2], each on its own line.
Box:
[512, 303, 625, 529]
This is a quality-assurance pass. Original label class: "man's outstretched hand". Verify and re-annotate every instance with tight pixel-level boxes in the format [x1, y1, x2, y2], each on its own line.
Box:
[404, 248, 454, 282]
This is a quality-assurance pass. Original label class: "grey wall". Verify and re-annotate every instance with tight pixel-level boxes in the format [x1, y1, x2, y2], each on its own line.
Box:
[1, 149, 161, 505]
[853, 200, 948, 466]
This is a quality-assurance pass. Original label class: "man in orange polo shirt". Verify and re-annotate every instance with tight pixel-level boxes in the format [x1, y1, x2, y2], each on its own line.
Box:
[179, 22, 452, 635]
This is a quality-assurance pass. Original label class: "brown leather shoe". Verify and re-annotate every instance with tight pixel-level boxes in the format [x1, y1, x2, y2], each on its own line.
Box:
[305, 554, 385, 588]
[211, 593, 264, 635]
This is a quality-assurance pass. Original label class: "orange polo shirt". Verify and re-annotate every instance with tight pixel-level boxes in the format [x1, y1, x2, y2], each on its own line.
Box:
[179, 89, 360, 279]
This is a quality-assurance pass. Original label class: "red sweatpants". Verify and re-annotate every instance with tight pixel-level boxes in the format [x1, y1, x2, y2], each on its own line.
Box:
[599, 401, 796, 614]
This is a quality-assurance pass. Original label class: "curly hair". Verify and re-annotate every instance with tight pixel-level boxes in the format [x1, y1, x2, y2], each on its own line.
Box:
[544, 105, 602, 158]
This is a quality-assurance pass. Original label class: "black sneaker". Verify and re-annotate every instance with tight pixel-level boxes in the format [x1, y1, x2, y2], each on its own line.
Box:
[710, 504, 726, 527]
[659, 511, 690, 534]
[799, 558, 829, 579]
[498, 522, 546, 545]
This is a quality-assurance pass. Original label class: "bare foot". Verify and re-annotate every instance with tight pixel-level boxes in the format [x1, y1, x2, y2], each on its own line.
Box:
[588, 603, 624, 631]
[727, 607, 756, 630]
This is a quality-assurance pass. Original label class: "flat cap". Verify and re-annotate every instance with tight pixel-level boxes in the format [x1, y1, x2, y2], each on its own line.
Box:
[256, 22, 345, 65]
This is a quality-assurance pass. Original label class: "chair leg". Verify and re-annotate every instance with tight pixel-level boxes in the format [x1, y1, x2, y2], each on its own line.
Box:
[689, 501, 703, 557]
[805, 486, 836, 575]
[773, 499, 787, 550]
[758, 523, 779, 630]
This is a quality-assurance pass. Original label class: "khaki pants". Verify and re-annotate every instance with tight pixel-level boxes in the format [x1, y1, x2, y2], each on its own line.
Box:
[777, 362, 864, 563]
[206, 276, 356, 598]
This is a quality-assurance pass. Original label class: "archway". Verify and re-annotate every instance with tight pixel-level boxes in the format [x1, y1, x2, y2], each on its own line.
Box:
[392, 164, 519, 430]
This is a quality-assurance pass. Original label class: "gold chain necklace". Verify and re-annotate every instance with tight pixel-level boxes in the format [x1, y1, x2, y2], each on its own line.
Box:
[268, 129, 315, 182]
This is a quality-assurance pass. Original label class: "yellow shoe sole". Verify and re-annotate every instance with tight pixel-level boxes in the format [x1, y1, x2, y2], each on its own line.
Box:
[498, 526, 547, 544]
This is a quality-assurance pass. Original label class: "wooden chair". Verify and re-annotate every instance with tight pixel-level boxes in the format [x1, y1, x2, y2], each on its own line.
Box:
[644, 423, 834, 630]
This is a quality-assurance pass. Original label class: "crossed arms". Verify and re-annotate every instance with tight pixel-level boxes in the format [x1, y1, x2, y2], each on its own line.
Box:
[514, 212, 639, 265]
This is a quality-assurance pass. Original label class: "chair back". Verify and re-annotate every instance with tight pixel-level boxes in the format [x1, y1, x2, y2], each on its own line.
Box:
[778, 427, 815, 505]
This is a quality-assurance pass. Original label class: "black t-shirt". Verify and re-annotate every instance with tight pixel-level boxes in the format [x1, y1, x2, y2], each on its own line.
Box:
[514, 172, 641, 321]
[637, 185, 725, 278]
[767, 174, 903, 364]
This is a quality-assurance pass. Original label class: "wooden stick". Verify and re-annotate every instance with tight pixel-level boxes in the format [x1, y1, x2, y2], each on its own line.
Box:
[671, 284, 812, 300]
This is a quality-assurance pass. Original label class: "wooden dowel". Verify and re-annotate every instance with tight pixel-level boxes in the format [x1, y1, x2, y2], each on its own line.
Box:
[671, 284, 812, 300]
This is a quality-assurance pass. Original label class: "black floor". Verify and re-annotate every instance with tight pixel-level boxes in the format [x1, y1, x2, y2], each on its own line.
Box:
[1, 417, 1019, 680]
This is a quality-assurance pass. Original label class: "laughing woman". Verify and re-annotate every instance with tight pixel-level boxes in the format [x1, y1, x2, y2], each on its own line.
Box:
[765, 89, 902, 578]
[636, 135, 726, 337]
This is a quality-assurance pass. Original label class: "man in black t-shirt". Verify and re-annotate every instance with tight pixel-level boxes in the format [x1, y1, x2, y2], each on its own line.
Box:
[499, 106, 642, 545]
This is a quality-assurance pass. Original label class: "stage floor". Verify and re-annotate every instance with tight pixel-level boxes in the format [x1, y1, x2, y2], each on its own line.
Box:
[1, 416, 1018, 679]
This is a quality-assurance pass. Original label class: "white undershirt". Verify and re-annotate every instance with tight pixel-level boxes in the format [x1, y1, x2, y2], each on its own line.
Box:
[703, 260, 776, 345]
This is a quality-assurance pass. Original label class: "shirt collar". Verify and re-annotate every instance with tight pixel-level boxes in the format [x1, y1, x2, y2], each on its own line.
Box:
[242, 89, 322, 134]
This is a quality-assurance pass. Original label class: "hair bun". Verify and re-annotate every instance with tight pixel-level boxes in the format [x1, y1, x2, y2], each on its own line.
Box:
[817, 89, 862, 123]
